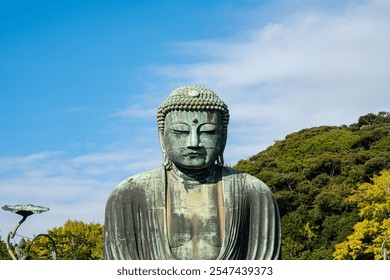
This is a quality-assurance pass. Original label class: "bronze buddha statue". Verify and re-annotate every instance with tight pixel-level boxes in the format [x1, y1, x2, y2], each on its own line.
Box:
[104, 85, 281, 260]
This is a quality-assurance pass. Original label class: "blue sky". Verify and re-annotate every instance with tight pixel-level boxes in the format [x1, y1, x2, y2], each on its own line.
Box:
[1, 0, 389, 240]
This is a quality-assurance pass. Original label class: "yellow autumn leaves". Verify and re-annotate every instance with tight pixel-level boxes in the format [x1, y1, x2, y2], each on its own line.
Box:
[334, 170, 390, 259]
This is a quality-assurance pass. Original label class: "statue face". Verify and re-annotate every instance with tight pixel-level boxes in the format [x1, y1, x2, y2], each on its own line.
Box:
[163, 110, 223, 170]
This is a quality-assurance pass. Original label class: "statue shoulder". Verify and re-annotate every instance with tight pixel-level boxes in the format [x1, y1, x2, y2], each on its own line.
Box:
[109, 167, 164, 196]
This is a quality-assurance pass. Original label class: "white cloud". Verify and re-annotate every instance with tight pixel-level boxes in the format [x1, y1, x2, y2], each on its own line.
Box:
[113, 104, 156, 118]
[156, 0, 390, 162]
[0, 147, 161, 239]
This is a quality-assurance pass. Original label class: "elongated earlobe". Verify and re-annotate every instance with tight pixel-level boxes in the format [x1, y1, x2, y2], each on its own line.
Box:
[217, 132, 227, 167]
[159, 131, 172, 169]
[163, 152, 172, 169]
[216, 154, 224, 167]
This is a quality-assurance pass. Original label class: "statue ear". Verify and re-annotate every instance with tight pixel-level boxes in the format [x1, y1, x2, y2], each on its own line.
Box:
[222, 130, 227, 152]
[158, 130, 165, 153]
[158, 130, 171, 167]
[217, 131, 227, 166]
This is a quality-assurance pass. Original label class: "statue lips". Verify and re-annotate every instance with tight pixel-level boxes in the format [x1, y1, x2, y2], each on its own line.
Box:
[183, 151, 205, 158]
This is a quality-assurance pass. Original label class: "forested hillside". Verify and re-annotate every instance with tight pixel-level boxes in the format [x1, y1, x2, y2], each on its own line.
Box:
[235, 112, 390, 259]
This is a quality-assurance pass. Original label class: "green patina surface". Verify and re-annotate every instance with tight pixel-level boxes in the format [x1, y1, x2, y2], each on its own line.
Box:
[104, 85, 281, 260]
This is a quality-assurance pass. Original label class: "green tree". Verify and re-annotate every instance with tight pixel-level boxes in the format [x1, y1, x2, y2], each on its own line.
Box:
[0, 235, 12, 260]
[333, 170, 390, 260]
[28, 220, 104, 260]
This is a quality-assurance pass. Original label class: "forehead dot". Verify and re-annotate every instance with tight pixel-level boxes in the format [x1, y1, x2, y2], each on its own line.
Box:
[192, 118, 198, 124]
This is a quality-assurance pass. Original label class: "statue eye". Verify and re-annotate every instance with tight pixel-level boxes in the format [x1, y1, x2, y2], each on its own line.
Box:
[200, 124, 217, 134]
[169, 124, 190, 134]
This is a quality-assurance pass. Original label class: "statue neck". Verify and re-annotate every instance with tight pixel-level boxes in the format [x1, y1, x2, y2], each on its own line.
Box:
[169, 164, 218, 185]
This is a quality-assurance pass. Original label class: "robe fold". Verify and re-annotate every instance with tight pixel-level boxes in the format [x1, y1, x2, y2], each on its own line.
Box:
[104, 166, 281, 260]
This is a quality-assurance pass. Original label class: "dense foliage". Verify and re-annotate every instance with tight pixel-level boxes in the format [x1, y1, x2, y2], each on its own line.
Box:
[235, 112, 390, 259]
[0, 236, 12, 260]
[27, 220, 104, 260]
[0, 220, 103, 260]
[333, 170, 390, 260]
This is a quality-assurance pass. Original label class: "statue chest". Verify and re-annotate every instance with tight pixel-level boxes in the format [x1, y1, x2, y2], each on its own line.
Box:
[166, 179, 224, 260]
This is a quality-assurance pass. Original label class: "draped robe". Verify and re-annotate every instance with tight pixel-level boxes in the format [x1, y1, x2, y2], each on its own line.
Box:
[104, 165, 281, 260]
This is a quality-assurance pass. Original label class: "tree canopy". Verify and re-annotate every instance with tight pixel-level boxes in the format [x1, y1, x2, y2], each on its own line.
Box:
[27, 219, 103, 260]
[235, 112, 390, 259]
[0, 236, 12, 260]
[333, 170, 390, 260]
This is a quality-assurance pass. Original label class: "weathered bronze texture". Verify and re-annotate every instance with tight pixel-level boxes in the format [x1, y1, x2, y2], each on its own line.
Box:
[104, 85, 281, 260]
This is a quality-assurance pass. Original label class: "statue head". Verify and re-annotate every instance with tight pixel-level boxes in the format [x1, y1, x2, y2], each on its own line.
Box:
[157, 85, 229, 171]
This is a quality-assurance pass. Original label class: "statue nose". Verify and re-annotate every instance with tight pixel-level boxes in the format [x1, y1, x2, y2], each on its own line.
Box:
[187, 130, 201, 148]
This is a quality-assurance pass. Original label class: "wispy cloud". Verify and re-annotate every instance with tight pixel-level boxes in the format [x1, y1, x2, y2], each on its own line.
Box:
[0, 148, 161, 238]
[155, 0, 390, 160]
[113, 104, 157, 118]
